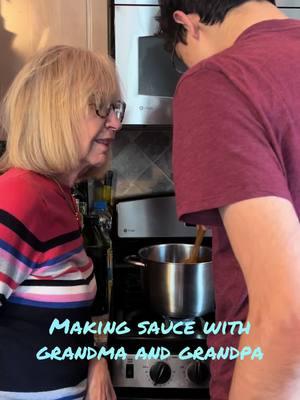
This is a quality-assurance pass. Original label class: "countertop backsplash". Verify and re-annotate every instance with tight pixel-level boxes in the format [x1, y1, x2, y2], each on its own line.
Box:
[111, 129, 174, 199]
[0, 131, 174, 200]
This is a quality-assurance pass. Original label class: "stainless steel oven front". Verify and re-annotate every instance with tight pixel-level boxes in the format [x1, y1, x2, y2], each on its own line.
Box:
[114, 0, 186, 126]
[114, 0, 300, 126]
[108, 196, 211, 399]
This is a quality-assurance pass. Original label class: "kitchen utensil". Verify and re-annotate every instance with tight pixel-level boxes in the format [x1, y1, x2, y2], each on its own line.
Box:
[125, 243, 214, 318]
[183, 225, 206, 263]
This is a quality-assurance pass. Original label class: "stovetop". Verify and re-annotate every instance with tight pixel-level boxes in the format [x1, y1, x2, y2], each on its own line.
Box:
[108, 264, 211, 398]
[108, 196, 212, 398]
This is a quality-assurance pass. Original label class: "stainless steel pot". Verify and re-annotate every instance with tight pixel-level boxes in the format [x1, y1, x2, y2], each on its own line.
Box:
[125, 243, 214, 318]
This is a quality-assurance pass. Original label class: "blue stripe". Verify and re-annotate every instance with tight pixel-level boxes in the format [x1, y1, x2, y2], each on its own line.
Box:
[0, 239, 83, 269]
[8, 296, 93, 309]
[39, 246, 84, 267]
[0, 239, 40, 268]
[55, 390, 86, 400]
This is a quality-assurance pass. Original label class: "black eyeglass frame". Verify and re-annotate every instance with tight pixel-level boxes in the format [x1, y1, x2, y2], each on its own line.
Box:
[93, 100, 126, 122]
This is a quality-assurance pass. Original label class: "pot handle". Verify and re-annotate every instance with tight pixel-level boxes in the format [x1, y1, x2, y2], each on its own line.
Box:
[124, 255, 145, 267]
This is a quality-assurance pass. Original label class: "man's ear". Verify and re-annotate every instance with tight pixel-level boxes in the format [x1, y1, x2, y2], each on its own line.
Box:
[173, 11, 200, 39]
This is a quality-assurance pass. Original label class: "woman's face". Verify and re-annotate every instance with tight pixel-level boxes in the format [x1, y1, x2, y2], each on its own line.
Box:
[79, 106, 122, 169]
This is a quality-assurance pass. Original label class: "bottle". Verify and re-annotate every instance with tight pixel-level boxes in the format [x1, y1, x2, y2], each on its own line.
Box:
[72, 182, 88, 226]
[93, 200, 112, 235]
[92, 200, 113, 313]
[73, 182, 89, 205]
[93, 179, 104, 202]
[81, 214, 108, 317]
[102, 170, 114, 206]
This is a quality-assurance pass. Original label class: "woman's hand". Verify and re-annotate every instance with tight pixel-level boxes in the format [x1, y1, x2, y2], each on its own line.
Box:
[85, 358, 116, 400]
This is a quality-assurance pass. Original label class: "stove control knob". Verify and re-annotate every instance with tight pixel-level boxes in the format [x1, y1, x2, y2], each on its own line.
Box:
[149, 362, 171, 385]
[187, 362, 209, 384]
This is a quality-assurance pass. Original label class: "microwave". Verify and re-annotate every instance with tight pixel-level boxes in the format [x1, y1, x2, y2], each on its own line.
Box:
[113, 0, 300, 126]
[114, 0, 185, 125]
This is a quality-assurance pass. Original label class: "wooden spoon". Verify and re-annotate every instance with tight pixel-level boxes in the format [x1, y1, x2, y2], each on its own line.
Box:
[183, 225, 206, 263]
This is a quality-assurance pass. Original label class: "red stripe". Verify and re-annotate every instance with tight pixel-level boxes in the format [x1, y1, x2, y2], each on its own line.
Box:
[39, 238, 84, 263]
[0, 224, 83, 263]
[0, 272, 18, 289]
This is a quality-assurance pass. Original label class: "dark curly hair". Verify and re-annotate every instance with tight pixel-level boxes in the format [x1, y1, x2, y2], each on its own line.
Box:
[157, 0, 276, 52]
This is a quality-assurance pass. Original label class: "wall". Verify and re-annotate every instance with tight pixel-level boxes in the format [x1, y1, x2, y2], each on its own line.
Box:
[112, 129, 174, 199]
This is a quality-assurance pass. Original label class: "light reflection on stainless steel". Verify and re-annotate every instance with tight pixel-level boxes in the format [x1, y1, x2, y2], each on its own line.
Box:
[117, 196, 212, 238]
[126, 244, 214, 318]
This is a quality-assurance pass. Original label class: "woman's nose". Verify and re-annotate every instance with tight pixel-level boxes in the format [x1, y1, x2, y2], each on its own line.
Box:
[106, 110, 122, 131]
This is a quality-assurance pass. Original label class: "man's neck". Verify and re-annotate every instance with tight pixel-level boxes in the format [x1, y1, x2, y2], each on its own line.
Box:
[206, 1, 288, 57]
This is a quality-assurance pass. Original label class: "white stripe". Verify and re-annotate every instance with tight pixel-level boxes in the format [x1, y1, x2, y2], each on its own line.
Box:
[38, 249, 89, 271]
[0, 379, 87, 400]
[15, 279, 97, 296]
[0, 250, 32, 280]
[35, 259, 89, 277]
[0, 280, 13, 299]
[51, 268, 94, 281]
[31, 264, 94, 281]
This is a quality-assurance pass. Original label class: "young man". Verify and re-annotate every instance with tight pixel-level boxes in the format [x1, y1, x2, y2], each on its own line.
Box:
[158, 1, 300, 399]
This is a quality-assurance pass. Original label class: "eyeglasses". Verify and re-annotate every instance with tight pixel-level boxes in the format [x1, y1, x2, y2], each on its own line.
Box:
[170, 28, 187, 75]
[93, 100, 126, 122]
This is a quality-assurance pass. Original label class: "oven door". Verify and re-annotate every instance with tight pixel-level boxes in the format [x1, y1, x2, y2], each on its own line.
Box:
[114, 1, 186, 125]
[277, 0, 300, 18]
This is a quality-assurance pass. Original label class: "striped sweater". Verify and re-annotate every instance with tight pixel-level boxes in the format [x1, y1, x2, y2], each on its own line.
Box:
[0, 168, 96, 400]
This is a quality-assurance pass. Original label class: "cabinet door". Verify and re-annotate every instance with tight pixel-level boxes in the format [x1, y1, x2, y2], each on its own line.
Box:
[87, 0, 108, 54]
[1, 0, 87, 60]
[0, 0, 108, 95]
[0, 0, 108, 139]
[1, 0, 108, 57]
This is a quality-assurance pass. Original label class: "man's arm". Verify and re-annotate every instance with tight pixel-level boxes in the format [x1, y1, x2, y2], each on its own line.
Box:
[220, 196, 300, 399]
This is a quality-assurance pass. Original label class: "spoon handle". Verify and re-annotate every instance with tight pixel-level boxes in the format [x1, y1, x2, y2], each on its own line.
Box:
[189, 225, 206, 262]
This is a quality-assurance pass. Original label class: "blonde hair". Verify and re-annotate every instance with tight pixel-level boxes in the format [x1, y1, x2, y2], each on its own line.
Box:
[0, 45, 120, 179]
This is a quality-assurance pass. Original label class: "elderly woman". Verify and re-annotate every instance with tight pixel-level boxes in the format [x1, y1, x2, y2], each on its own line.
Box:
[0, 45, 125, 400]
